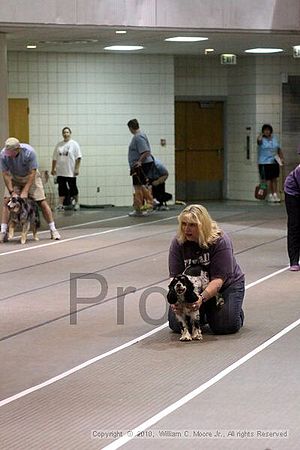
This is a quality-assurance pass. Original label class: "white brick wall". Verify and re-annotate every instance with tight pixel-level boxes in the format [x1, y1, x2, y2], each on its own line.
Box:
[8, 51, 300, 204]
[8, 52, 175, 206]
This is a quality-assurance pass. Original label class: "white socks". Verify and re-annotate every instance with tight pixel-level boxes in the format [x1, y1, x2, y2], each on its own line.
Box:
[48, 222, 57, 232]
[1, 223, 8, 233]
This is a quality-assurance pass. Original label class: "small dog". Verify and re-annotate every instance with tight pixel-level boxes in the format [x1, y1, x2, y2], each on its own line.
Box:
[167, 274, 203, 342]
[7, 196, 40, 244]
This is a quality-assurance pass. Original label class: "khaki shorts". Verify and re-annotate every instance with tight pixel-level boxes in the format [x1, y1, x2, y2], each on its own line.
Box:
[4, 170, 46, 201]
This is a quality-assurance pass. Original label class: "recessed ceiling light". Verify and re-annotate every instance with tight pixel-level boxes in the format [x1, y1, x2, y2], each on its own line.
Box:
[205, 48, 215, 54]
[26, 44, 37, 49]
[165, 36, 208, 42]
[104, 45, 144, 51]
[115, 30, 127, 34]
[245, 48, 283, 54]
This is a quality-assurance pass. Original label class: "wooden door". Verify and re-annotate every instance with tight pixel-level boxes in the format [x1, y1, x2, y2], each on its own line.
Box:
[175, 101, 224, 201]
[8, 98, 29, 142]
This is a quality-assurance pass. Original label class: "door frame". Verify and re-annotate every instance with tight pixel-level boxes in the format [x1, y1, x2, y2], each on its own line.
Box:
[175, 95, 228, 200]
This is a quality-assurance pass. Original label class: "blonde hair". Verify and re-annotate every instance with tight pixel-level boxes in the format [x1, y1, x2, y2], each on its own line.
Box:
[177, 204, 221, 248]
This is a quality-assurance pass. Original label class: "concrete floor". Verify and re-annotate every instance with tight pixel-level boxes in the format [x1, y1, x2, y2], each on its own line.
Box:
[0, 201, 299, 450]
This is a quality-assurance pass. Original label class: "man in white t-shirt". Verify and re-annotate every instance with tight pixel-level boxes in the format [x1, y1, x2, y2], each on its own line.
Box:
[51, 127, 82, 210]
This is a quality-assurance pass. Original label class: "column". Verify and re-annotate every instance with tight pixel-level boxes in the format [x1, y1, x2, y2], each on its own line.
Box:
[0, 33, 8, 197]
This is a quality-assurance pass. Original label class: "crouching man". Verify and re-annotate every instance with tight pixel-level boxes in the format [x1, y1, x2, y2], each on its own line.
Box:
[0, 137, 61, 243]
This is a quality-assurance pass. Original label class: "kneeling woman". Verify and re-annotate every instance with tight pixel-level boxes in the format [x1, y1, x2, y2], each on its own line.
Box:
[168, 204, 245, 335]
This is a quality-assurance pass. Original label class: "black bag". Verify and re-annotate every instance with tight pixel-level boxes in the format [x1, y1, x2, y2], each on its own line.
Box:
[254, 182, 267, 200]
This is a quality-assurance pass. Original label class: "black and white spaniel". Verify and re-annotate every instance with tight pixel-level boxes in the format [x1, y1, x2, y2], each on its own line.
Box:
[167, 274, 202, 342]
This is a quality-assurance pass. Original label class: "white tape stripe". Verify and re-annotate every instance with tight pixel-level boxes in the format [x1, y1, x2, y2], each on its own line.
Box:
[0, 324, 168, 407]
[102, 318, 300, 450]
[0, 265, 291, 408]
[0, 215, 176, 256]
[245, 266, 289, 289]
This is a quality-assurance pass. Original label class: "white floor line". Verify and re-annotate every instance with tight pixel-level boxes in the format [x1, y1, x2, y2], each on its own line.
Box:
[0, 215, 177, 257]
[0, 324, 168, 408]
[0, 266, 291, 408]
[245, 266, 289, 289]
[102, 318, 300, 450]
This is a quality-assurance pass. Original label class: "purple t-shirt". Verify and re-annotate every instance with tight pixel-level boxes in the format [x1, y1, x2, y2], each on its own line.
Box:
[169, 232, 244, 292]
[284, 164, 300, 197]
[0, 143, 38, 177]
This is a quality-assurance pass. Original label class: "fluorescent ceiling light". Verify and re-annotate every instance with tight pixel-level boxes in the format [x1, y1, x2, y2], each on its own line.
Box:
[115, 30, 127, 34]
[165, 36, 208, 42]
[245, 48, 283, 54]
[104, 45, 143, 51]
[27, 44, 37, 49]
[205, 48, 215, 54]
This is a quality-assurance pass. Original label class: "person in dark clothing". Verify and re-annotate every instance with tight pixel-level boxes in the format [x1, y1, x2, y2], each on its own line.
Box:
[151, 159, 172, 210]
[127, 119, 154, 217]
[168, 204, 245, 335]
[284, 163, 300, 271]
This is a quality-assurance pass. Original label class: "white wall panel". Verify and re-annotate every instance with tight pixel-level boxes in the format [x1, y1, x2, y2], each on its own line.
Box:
[8, 51, 174, 207]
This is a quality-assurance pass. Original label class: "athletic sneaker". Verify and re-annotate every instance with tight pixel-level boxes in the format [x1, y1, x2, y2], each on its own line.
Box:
[128, 210, 149, 217]
[0, 232, 8, 243]
[272, 193, 281, 203]
[267, 193, 275, 203]
[73, 203, 80, 211]
[50, 229, 61, 240]
[55, 204, 65, 211]
[289, 265, 300, 271]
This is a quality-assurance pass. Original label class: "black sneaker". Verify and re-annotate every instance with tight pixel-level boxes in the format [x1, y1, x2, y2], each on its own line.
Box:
[0, 232, 8, 243]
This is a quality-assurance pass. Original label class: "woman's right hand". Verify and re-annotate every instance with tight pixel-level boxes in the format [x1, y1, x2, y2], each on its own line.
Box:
[171, 303, 183, 314]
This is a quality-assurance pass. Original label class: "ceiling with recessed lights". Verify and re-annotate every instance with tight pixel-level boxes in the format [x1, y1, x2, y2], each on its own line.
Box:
[1, 24, 300, 57]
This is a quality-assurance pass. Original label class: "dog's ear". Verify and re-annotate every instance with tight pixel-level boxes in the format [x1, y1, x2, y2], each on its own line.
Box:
[167, 289, 177, 304]
[186, 276, 195, 289]
[168, 276, 177, 289]
[183, 276, 199, 303]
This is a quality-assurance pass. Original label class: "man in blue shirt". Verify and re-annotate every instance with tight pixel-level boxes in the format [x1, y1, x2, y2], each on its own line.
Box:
[127, 119, 154, 217]
[0, 137, 61, 242]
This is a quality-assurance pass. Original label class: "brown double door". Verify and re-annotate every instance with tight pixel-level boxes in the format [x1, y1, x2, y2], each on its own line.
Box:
[175, 101, 224, 201]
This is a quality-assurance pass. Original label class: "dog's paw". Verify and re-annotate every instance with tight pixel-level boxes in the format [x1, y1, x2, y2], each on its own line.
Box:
[192, 330, 203, 340]
[33, 236, 39, 241]
[20, 238, 27, 244]
[180, 330, 192, 341]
